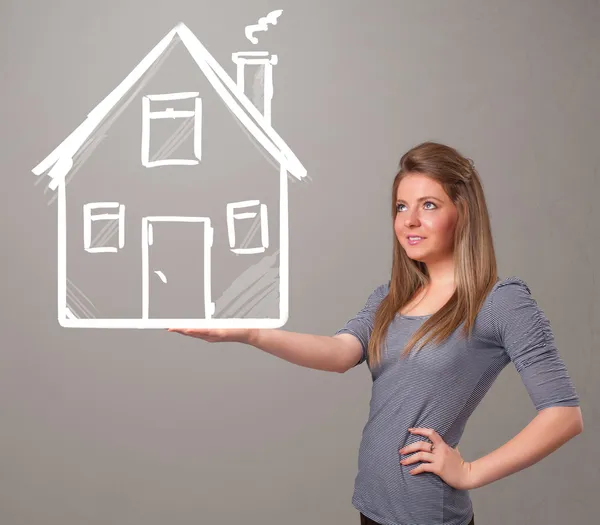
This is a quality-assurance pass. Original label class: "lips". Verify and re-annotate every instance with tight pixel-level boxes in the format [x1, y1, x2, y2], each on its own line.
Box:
[406, 236, 426, 246]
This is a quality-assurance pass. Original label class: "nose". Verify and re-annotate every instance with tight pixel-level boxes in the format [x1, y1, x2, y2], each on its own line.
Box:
[404, 210, 421, 228]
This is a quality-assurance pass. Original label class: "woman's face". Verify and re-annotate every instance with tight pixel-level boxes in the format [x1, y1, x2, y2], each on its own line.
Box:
[394, 173, 458, 263]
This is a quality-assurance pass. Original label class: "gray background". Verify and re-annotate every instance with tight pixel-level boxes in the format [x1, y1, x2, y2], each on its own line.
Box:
[1, 0, 598, 524]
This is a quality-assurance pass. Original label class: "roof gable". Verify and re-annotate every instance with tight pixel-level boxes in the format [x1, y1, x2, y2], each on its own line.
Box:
[32, 22, 307, 188]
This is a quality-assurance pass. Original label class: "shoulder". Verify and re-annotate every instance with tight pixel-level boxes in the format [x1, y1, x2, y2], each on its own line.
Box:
[490, 275, 534, 306]
[375, 281, 391, 296]
[364, 281, 390, 306]
[476, 276, 533, 339]
[486, 275, 548, 343]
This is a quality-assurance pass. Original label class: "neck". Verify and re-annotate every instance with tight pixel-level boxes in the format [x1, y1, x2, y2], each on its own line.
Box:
[424, 257, 455, 288]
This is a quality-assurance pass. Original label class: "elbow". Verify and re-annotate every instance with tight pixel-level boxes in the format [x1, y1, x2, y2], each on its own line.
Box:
[539, 405, 584, 435]
[569, 406, 583, 436]
[571, 406, 584, 434]
[571, 415, 584, 435]
[576, 414, 584, 435]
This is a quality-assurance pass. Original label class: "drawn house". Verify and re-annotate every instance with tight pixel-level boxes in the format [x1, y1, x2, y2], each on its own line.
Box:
[31, 22, 307, 329]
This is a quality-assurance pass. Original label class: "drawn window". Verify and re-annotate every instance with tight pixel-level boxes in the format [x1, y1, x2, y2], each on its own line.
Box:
[83, 202, 125, 253]
[226, 200, 269, 254]
[141, 92, 202, 167]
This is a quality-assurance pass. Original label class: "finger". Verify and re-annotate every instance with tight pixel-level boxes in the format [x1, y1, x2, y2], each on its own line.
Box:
[408, 427, 428, 435]
[409, 427, 442, 445]
[400, 451, 434, 465]
[409, 463, 433, 475]
[399, 440, 429, 455]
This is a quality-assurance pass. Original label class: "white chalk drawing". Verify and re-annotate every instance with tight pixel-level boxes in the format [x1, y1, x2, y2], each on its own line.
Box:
[142, 92, 203, 166]
[245, 9, 283, 45]
[141, 216, 215, 320]
[83, 202, 125, 253]
[31, 14, 307, 329]
[227, 200, 269, 254]
[231, 51, 278, 125]
[154, 271, 168, 284]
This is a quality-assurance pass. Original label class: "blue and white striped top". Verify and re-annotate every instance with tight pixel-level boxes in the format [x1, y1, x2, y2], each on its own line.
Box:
[336, 276, 580, 525]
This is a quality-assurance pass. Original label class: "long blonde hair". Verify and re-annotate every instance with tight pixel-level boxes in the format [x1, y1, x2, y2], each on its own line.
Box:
[367, 141, 499, 367]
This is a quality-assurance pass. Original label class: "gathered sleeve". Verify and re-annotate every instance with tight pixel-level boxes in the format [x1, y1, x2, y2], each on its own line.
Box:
[491, 277, 580, 411]
[334, 283, 389, 367]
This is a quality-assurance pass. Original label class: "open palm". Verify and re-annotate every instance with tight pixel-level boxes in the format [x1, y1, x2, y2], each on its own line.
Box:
[167, 328, 255, 344]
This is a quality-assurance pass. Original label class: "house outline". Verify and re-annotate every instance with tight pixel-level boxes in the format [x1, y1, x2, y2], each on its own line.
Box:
[31, 21, 307, 329]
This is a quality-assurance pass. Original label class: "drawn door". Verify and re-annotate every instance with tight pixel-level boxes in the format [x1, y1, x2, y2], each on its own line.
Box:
[141, 217, 214, 322]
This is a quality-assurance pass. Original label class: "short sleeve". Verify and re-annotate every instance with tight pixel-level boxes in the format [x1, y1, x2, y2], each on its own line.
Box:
[334, 283, 389, 367]
[491, 277, 580, 411]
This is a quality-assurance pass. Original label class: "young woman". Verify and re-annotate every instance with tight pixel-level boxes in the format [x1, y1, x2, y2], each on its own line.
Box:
[169, 142, 583, 525]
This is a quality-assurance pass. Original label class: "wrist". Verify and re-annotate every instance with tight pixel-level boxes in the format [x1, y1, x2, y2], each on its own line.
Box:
[466, 460, 480, 490]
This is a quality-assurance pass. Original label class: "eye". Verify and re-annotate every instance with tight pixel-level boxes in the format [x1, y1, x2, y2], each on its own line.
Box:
[396, 201, 437, 212]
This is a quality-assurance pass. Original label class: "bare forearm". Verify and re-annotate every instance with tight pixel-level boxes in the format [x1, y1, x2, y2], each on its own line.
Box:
[469, 406, 583, 489]
[248, 329, 344, 373]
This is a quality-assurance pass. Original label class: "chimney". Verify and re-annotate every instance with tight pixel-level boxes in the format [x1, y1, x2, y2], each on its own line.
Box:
[232, 51, 278, 125]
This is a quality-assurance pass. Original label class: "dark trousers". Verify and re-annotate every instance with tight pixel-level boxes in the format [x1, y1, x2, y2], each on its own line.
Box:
[360, 512, 474, 525]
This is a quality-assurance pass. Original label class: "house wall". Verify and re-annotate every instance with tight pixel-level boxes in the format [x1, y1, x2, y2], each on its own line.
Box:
[59, 40, 285, 322]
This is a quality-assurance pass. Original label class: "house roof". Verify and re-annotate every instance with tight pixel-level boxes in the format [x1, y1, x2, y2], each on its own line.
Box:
[32, 22, 307, 188]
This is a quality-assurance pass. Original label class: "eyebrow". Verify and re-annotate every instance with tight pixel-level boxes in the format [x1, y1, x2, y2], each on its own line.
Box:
[396, 196, 443, 204]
